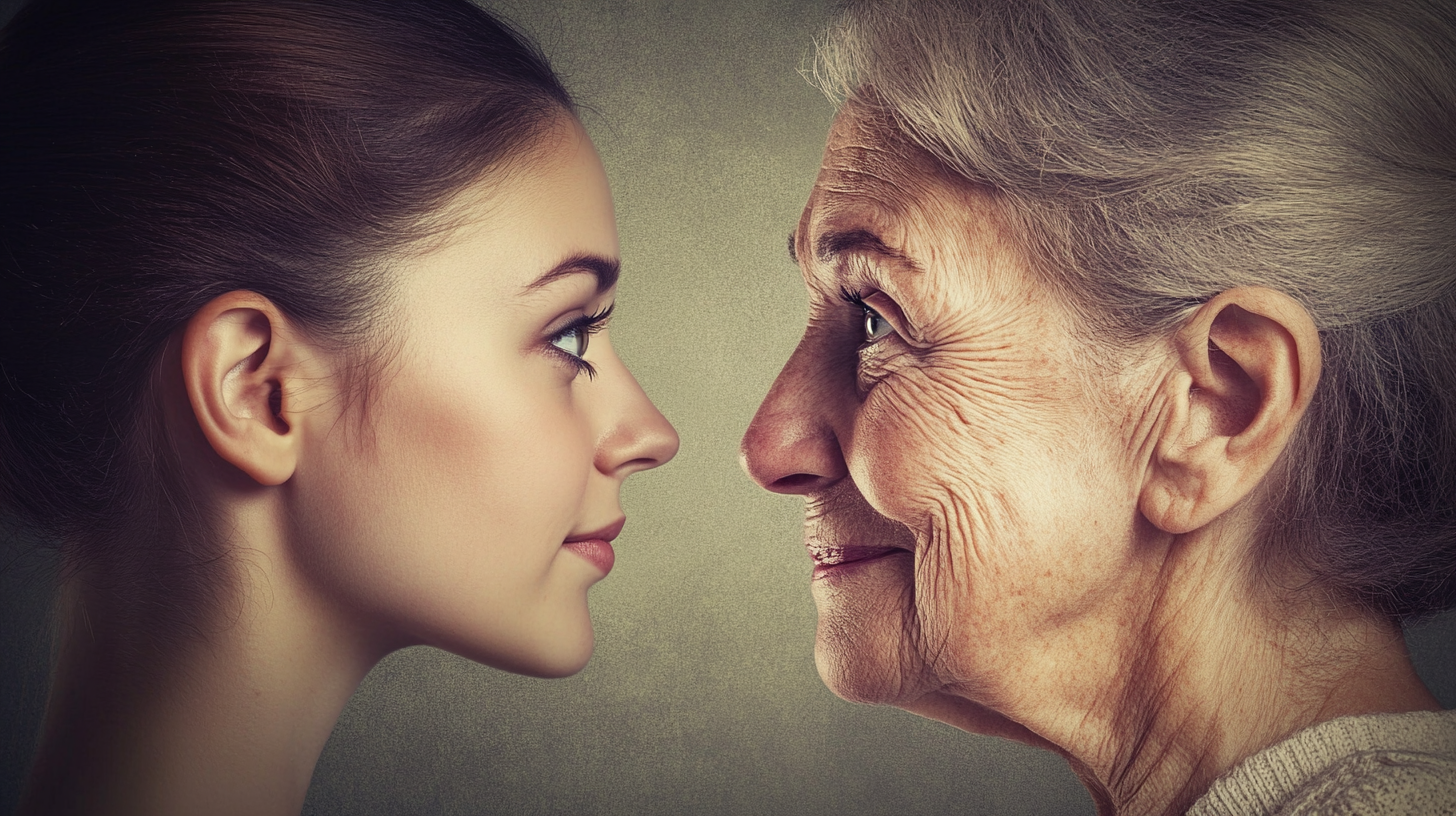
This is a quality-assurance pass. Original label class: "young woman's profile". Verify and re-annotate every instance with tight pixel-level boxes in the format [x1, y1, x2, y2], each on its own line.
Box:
[0, 0, 678, 812]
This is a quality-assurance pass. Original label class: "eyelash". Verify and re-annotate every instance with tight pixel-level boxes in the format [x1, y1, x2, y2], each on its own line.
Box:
[548, 302, 614, 380]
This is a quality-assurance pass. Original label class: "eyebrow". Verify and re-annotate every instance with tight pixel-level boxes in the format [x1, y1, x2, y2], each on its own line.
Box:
[524, 253, 620, 294]
[813, 228, 923, 273]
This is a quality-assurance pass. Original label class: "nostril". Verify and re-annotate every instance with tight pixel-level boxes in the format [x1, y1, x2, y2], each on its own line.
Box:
[621, 456, 662, 473]
[770, 473, 823, 492]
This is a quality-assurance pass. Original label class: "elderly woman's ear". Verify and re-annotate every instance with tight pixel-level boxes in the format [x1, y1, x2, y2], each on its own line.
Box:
[1140, 287, 1322, 534]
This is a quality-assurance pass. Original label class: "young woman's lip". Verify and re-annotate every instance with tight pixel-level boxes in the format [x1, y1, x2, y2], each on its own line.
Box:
[562, 539, 615, 575]
[564, 517, 625, 544]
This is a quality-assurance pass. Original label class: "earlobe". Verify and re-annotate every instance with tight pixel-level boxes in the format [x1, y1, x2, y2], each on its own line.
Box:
[1140, 287, 1321, 534]
[181, 291, 305, 486]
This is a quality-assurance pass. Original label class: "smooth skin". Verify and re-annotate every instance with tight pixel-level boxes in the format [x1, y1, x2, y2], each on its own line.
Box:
[740, 102, 1439, 816]
[21, 117, 678, 816]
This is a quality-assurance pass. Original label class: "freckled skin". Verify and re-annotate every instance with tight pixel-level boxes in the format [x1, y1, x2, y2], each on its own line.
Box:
[754, 102, 1142, 720]
[741, 103, 1440, 816]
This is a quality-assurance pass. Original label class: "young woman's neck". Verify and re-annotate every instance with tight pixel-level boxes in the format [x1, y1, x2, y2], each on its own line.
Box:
[20, 525, 387, 816]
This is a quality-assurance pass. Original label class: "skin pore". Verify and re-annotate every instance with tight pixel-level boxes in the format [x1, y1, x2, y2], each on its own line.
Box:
[21, 117, 677, 816]
[740, 102, 1439, 816]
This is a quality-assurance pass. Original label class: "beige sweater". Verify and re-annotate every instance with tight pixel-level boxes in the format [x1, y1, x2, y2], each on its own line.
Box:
[1186, 709, 1456, 815]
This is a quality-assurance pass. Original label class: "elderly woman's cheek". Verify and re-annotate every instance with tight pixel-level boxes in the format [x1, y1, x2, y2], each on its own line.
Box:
[848, 358, 1114, 616]
[850, 359, 1036, 523]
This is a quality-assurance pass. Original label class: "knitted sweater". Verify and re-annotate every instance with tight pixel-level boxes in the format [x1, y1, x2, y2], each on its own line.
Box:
[1186, 709, 1456, 815]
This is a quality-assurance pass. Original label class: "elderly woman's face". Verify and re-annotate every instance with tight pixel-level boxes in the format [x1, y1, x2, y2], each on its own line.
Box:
[742, 104, 1144, 711]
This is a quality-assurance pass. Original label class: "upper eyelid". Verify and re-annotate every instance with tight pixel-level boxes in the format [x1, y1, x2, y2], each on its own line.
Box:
[830, 253, 901, 305]
[839, 286, 870, 309]
[837, 286, 892, 322]
[549, 302, 615, 340]
[822, 250, 913, 336]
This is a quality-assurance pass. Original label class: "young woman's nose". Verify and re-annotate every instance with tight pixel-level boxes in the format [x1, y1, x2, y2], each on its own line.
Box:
[594, 345, 679, 478]
[739, 337, 848, 495]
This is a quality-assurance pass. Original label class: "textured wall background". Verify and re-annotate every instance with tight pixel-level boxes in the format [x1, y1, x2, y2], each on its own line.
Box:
[2, 1, 1454, 814]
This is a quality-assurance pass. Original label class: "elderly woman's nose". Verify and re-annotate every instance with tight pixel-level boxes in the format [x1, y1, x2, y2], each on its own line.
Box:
[740, 348, 849, 495]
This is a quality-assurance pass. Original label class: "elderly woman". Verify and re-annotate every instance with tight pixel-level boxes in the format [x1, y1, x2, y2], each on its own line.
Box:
[741, 0, 1456, 813]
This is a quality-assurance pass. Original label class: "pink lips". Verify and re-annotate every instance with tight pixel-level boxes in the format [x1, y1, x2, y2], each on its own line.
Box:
[807, 543, 906, 580]
[563, 518, 624, 576]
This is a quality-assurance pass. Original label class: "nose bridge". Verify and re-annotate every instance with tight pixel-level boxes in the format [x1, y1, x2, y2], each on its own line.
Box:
[593, 340, 678, 478]
[739, 330, 849, 494]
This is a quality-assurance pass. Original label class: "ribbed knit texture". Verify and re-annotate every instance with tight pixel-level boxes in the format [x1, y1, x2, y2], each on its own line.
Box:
[1187, 710, 1456, 815]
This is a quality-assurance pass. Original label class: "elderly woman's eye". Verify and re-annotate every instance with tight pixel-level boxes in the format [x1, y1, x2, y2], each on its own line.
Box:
[840, 288, 897, 344]
[863, 307, 894, 343]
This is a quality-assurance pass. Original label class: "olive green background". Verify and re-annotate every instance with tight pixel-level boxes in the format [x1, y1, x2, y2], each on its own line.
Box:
[2, 1, 1453, 814]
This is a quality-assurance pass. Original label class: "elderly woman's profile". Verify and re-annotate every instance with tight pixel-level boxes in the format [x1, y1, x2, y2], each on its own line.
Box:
[742, 0, 1456, 814]
[0, 0, 677, 812]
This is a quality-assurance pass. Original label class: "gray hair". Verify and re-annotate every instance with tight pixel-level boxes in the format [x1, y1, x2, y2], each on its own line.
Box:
[813, 0, 1456, 621]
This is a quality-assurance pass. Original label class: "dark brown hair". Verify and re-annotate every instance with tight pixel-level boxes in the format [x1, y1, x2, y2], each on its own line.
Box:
[0, 0, 573, 624]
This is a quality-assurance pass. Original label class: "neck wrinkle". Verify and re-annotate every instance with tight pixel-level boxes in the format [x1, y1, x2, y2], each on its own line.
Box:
[1028, 522, 1435, 816]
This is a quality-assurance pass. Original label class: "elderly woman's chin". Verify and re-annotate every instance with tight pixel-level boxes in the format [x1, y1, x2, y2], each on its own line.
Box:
[810, 534, 919, 706]
[807, 504, 1061, 751]
[783, 474, 920, 705]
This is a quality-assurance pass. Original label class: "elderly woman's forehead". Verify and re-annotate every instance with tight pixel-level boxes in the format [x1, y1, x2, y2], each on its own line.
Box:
[817, 109, 1006, 244]
[819, 104, 943, 201]
[808, 104, 1008, 258]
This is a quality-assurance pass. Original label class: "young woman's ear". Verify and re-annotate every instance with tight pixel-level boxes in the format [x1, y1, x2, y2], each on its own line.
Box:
[1140, 287, 1321, 534]
[181, 291, 312, 486]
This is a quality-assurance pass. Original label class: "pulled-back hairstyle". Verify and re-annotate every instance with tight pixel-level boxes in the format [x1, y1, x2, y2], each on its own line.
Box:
[814, 0, 1456, 620]
[0, 0, 573, 627]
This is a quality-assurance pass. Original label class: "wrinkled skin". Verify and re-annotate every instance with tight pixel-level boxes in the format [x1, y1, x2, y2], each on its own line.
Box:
[743, 103, 1140, 738]
[739, 103, 1441, 815]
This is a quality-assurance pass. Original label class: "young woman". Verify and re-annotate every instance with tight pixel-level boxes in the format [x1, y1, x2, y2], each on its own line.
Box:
[0, 1, 678, 813]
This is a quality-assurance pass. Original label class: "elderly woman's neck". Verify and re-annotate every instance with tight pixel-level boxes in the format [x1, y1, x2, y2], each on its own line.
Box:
[1059, 524, 1439, 816]
[911, 517, 1441, 816]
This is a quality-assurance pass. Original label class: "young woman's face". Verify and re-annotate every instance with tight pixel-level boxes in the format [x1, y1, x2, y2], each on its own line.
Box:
[289, 118, 678, 677]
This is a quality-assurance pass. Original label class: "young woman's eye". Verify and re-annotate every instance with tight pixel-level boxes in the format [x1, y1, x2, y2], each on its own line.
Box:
[551, 326, 589, 358]
[547, 303, 613, 379]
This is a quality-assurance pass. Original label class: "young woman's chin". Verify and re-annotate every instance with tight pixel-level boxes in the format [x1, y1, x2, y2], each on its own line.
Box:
[478, 619, 596, 679]
[500, 629, 596, 679]
[414, 591, 599, 679]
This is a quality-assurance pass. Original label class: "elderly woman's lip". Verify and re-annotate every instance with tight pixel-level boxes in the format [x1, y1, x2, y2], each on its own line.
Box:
[807, 544, 905, 567]
[808, 546, 908, 582]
